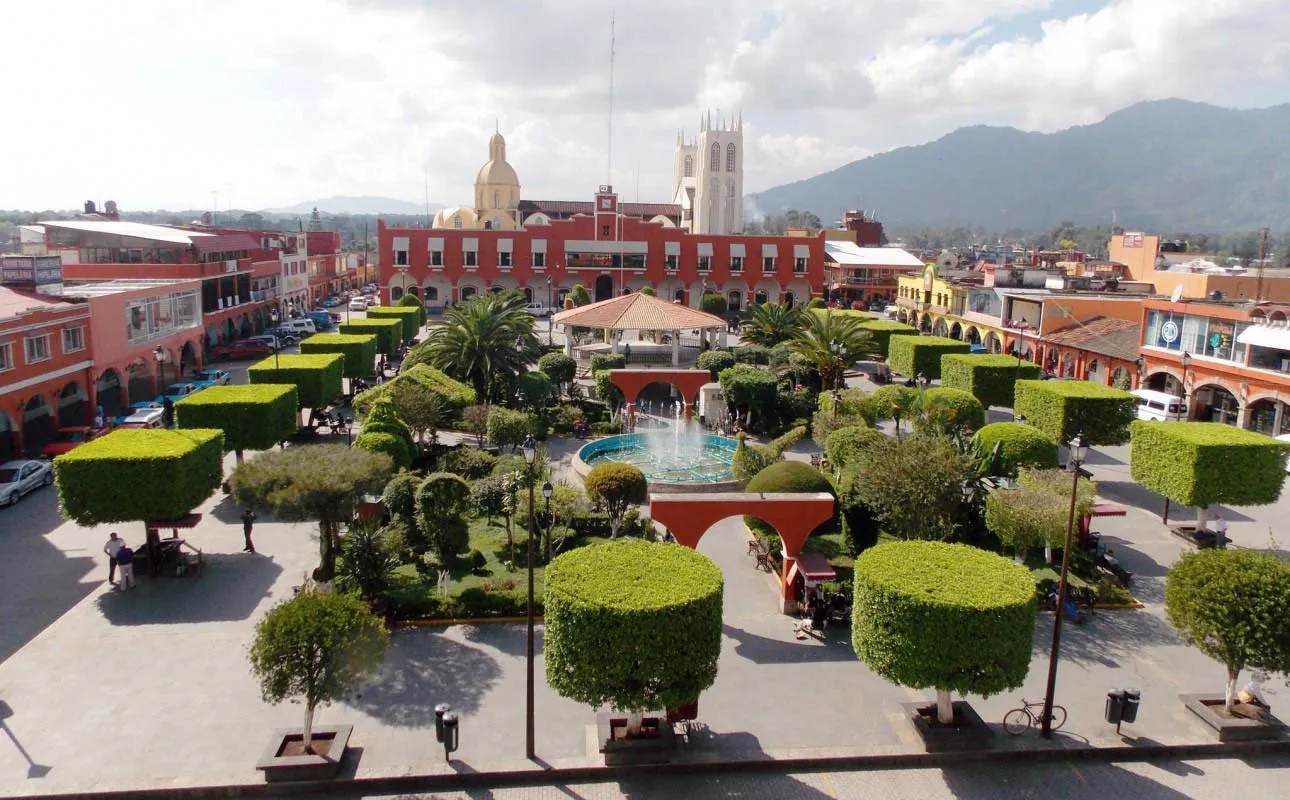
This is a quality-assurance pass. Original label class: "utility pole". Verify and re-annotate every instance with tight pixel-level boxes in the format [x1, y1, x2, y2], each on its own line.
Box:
[1255, 227, 1270, 303]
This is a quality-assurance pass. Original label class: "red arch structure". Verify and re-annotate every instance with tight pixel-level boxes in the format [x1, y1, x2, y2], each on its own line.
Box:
[609, 368, 712, 430]
[649, 492, 836, 613]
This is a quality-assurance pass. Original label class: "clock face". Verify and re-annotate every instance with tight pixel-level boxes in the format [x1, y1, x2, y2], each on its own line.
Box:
[600, 198, 612, 209]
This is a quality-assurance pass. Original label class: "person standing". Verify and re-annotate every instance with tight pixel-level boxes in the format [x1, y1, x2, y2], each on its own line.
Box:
[623, 342, 631, 365]
[103, 532, 124, 586]
[241, 509, 257, 554]
[162, 396, 175, 428]
[116, 543, 136, 590]
[1214, 512, 1228, 548]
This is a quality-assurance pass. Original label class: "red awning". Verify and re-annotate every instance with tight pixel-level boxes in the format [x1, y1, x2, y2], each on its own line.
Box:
[787, 551, 837, 586]
[145, 513, 202, 529]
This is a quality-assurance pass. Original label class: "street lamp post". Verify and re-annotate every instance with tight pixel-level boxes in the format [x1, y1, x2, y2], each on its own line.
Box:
[1012, 321, 1031, 420]
[1180, 350, 1192, 421]
[542, 480, 553, 564]
[153, 346, 166, 389]
[830, 340, 844, 390]
[521, 434, 538, 760]
[1040, 432, 1090, 738]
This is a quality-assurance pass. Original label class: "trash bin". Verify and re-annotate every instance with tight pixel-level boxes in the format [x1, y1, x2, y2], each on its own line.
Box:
[1105, 689, 1125, 724]
[1122, 689, 1140, 723]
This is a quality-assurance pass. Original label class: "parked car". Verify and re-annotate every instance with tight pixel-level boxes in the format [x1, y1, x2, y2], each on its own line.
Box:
[348, 297, 369, 312]
[192, 369, 232, 388]
[524, 302, 551, 316]
[304, 311, 334, 331]
[116, 407, 166, 429]
[365, 296, 380, 308]
[40, 426, 107, 458]
[261, 330, 299, 347]
[0, 459, 53, 507]
[278, 318, 317, 337]
[156, 382, 201, 403]
[211, 340, 272, 360]
[321, 296, 342, 308]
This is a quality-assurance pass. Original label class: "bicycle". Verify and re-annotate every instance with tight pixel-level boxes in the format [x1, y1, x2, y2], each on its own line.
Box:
[1003, 699, 1067, 735]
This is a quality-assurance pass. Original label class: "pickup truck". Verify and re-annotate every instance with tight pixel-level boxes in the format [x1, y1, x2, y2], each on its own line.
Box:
[192, 369, 232, 389]
[156, 382, 202, 403]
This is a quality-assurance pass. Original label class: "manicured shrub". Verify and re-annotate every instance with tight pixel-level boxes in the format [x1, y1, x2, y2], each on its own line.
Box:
[1014, 380, 1136, 445]
[445, 446, 498, 479]
[352, 363, 476, 419]
[851, 435, 971, 541]
[353, 395, 415, 469]
[887, 335, 970, 380]
[515, 371, 554, 412]
[55, 428, 224, 524]
[639, 286, 656, 296]
[247, 353, 343, 410]
[941, 353, 1040, 409]
[851, 541, 1036, 723]
[870, 384, 919, 433]
[538, 352, 577, 386]
[589, 353, 626, 373]
[699, 293, 727, 315]
[916, 387, 986, 436]
[175, 384, 297, 458]
[856, 319, 919, 358]
[366, 305, 421, 343]
[569, 284, 592, 306]
[414, 472, 471, 561]
[381, 471, 419, 528]
[487, 406, 533, 451]
[973, 422, 1059, 477]
[397, 292, 427, 328]
[584, 462, 648, 538]
[697, 350, 736, 381]
[719, 364, 777, 426]
[300, 333, 378, 379]
[592, 370, 624, 410]
[730, 427, 805, 483]
[985, 468, 1096, 559]
[339, 318, 404, 356]
[825, 425, 886, 471]
[806, 298, 827, 309]
[743, 460, 837, 540]
[1130, 421, 1289, 511]
[545, 539, 723, 714]
[734, 344, 771, 365]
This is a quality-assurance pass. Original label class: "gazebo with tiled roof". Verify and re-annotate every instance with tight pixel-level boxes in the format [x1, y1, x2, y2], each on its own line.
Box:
[553, 292, 727, 367]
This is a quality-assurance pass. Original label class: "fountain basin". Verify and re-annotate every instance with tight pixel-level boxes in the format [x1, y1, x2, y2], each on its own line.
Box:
[574, 433, 742, 493]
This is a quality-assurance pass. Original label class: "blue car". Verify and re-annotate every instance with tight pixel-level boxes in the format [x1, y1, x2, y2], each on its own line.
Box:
[156, 382, 201, 404]
[192, 369, 231, 389]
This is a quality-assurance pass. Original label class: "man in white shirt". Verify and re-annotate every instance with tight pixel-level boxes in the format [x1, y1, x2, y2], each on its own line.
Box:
[1214, 513, 1229, 548]
[103, 532, 124, 586]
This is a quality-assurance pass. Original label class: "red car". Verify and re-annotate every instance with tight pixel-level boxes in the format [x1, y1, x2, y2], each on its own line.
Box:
[41, 426, 108, 458]
[211, 340, 273, 361]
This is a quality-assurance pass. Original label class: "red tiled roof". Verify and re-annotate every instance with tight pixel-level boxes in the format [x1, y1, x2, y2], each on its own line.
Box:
[1041, 316, 1140, 361]
[553, 292, 725, 330]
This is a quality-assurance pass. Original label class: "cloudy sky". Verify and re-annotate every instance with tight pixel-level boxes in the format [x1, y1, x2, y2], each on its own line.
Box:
[5, 0, 1289, 213]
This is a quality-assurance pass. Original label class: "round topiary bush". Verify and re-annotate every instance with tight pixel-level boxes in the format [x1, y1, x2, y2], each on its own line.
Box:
[354, 431, 413, 470]
[918, 387, 986, 434]
[584, 462, 648, 538]
[734, 344, 771, 365]
[697, 350, 737, 381]
[973, 421, 1060, 477]
[537, 352, 577, 386]
[743, 460, 837, 541]
[852, 541, 1036, 723]
[806, 298, 827, 309]
[825, 425, 886, 471]
[545, 539, 723, 713]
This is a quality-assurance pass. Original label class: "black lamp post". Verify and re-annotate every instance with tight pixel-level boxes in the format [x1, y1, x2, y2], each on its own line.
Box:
[830, 340, 844, 390]
[153, 346, 166, 389]
[542, 480, 554, 563]
[1180, 350, 1192, 421]
[1040, 431, 1090, 737]
[521, 434, 538, 760]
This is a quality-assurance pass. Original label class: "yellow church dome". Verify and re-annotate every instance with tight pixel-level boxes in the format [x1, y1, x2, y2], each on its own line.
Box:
[475, 130, 519, 187]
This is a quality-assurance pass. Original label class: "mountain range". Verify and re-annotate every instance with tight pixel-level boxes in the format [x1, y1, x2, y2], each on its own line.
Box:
[748, 99, 1290, 233]
[266, 195, 438, 215]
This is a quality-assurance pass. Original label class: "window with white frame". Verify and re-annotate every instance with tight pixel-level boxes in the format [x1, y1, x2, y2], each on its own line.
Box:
[62, 327, 85, 353]
[533, 251, 545, 267]
[794, 257, 807, 273]
[0, 342, 11, 371]
[697, 255, 711, 272]
[430, 249, 443, 266]
[499, 250, 512, 267]
[25, 334, 51, 363]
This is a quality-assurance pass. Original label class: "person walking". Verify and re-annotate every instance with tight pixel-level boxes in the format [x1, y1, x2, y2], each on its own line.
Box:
[116, 543, 136, 590]
[623, 342, 631, 364]
[241, 509, 257, 554]
[103, 532, 124, 586]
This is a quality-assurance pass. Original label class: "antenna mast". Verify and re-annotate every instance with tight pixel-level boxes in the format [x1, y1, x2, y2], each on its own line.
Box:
[1256, 226, 1270, 303]
[607, 12, 615, 186]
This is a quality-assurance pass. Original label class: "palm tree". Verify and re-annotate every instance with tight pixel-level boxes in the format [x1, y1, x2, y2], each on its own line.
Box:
[787, 309, 875, 390]
[741, 302, 805, 346]
[422, 293, 539, 402]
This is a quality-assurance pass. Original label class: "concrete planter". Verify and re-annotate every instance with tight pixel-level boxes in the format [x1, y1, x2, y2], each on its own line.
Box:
[255, 725, 353, 782]
[901, 700, 993, 752]
[595, 712, 676, 765]
[1181, 694, 1286, 742]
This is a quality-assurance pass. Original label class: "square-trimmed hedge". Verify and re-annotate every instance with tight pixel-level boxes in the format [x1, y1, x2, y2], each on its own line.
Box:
[247, 353, 343, 410]
[856, 320, 920, 359]
[339, 318, 403, 356]
[942, 353, 1042, 408]
[1014, 380, 1137, 445]
[175, 384, 298, 453]
[352, 363, 477, 418]
[54, 428, 224, 524]
[887, 335, 970, 380]
[1130, 421, 1290, 508]
[300, 332, 378, 378]
[365, 306, 422, 340]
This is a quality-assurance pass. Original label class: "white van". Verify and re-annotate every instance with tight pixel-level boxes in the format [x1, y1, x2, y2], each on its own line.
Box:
[1132, 389, 1186, 422]
[279, 318, 317, 336]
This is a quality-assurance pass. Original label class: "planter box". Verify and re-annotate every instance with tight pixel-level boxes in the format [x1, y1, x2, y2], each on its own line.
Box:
[1181, 694, 1286, 742]
[255, 725, 353, 782]
[900, 701, 993, 752]
[595, 712, 676, 765]
[1169, 525, 1230, 550]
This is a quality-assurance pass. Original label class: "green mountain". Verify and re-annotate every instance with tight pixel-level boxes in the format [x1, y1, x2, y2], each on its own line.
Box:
[747, 99, 1290, 233]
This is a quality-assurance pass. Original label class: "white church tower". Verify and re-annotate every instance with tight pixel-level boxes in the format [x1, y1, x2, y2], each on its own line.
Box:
[672, 110, 742, 234]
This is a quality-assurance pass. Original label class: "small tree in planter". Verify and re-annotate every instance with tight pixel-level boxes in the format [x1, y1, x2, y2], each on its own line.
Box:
[584, 463, 647, 538]
[1165, 549, 1290, 714]
[249, 590, 387, 756]
[852, 541, 1035, 725]
[545, 539, 723, 737]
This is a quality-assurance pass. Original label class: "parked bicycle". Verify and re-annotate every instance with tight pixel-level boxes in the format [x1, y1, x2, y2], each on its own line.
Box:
[1003, 699, 1067, 735]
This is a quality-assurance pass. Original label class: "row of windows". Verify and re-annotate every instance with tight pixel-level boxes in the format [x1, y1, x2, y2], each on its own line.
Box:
[680, 143, 739, 177]
[391, 252, 814, 275]
[0, 327, 85, 372]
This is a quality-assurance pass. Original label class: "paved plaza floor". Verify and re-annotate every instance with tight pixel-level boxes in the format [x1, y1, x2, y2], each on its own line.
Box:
[1, 434, 1289, 797]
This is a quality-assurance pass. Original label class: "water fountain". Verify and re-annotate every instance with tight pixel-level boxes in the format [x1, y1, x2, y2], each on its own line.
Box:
[574, 402, 741, 492]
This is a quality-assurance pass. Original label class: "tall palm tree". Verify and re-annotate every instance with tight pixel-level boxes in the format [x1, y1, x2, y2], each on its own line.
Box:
[787, 309, 875, 390]
[741, 302, 805, 346]
[423, 293, 539, 402]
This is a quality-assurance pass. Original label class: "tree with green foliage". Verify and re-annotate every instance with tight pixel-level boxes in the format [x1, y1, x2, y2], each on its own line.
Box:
[788, 310, 875, 391]
[871, 384, 919, 435]
[852, 435, 972, 541]
[742, 302, 804, 346]
[1166, 549, 1290, 713]
[836, 467, 881, 555]
[386, 381, 447, 450]
[697, 350, 736, 381]
[813, 389, 878, 445]
[420, 293, 539, 402]
[174, 384, 297, 463]
[743, 460, 837, 543]
[584, 463, 648, 538]
[538, 352, 577, 393]
[545, 539, 723, 732]
[941, 353, 1041, 408]
[639, 286, 656, 296]
[338, 318, 404, 357]
[462, 404, 490, 446]
[247, 353, 344, 417]
[887, 335, 970, 381]
[852, 541, 1036, 724]
[231, 444, 393, 580]
[718, 364, 777, 428]
[1014, 380, 1136, 445]
[699, 293, 728, 315]
[445, 445, 497, 479]
[985, 468, 1096, 561]
[365, 306, 420, 344]
[487, 406, 532, 451]
[806, 298, 827, 310]
[397, 291, 427, 329]
[589, 353, 626, 373]
[569, 284, 592, 307]
[469, 474, 509, 524]
[337, 516, 400, 600]
[381, 471, 419, 534]
[353, 364, 476, 418]
[854, 320, 919, 359]
[730, 427, 807, 483]
[972, 422, 1060, 477]
[249, 591, 387, 753]
[825, 425, 886, 472]
[734, 343, 772, 365]
[414, 472, 471, 563]
[353, 395, 416, 469]
[914, 387, 986, 438]
[516, 371, 554, 412]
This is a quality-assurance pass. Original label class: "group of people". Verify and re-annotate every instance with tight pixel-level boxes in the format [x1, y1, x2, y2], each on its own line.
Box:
[100, 510, 257, 590]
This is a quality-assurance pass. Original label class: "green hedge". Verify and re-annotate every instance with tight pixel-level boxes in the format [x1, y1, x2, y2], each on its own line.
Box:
[175, 384, 298, 453]
[697, 350, 736, 381]
[589, 353, 626, 373]
[365, 306, 421, 340]
[972, 422, 1059, 477]
[544, 539, 723, 712]
[54, 428, 224, 524]
[354, 395, 416, 469]
[743, 460, 837, 540]
[1014, 380, 1136, 445]
[941, 354, 1041, 408]
[887, 336, 970, 380]
[247, 353, 344, 410]
[339, 318, 404, 356]
[851, 541, 1035, 697]
[1130, 421, 1290, 508]
[918, 387, 986, 434]
[856, 320, 920, 359]
[300, 333, 378, 379]
[352, 364, 476, 417]
[825, 425, 886, 471]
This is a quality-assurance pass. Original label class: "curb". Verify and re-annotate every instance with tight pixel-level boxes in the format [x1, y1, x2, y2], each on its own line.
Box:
[397, 615, 541, 627]
[15, 737, 1290, 799]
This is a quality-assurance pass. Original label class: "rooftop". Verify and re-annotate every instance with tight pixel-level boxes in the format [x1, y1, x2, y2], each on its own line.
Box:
[39, 219, 214, 245]
[0, 285, 80, 319]
[824, 242, 924, 267]
[1041, 316, 1141, 361]
[62, 278, 195, 298]
[553, 292, 726, 331]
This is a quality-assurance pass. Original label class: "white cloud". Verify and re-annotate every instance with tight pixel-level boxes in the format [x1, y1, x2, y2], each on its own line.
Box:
[1, 0, 1287, 212]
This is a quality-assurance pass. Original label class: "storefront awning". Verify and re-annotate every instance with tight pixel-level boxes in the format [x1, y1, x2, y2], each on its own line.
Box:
[787, 551, 837, 586]
[1237, 324, 1290, 350]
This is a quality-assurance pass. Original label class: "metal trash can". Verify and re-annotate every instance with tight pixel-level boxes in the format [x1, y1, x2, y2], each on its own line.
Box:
[1122, 689, 1140, 723]
[1105, 689, 1125, 724]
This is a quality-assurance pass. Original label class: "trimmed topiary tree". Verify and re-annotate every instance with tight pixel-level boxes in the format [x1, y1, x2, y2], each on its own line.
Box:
[569, 284, 592, 307]
[516, 371, 554, 413]
[916, 387, 986, 437]
[743, 460, 837, 541]
[545, 539, 723, 732]
[366, 305, 421, 343]
[248, 353, 344, 414]
[1014, 380, 1136, 445]
[353, 363, 476, 418]
[852, 540, 1036, 724]
[699, 293, 728, 315]
[339, 318, 404, 357]
[414, 472, 471, 562]
[697, 350, 736, 381]
[887, 335, 970, 380]
[972, 422, 1060, 477]
[871, 384, 919, 435]
[583, 462, 648, 538]
[487, 406, 533, 451]
[1166, 549, 1290, 713]
[730, 427, 806, 483]
[856, 320, 919, 359]
[538, 352, 577, 391]
[825, 425, 886, 472]
[589, 353, 626, 373]
[718, 364, 777, 427]
[941, 353, 1041, 409]
[397, 292, 427, 328]
[300, 333, 378, 379]
[175, 384, 298, 462]
[55, 428, 224, 524]
[354, 395, 416, 469]
[1130, 421, 1290, 531]
[733, 343, 771, 365]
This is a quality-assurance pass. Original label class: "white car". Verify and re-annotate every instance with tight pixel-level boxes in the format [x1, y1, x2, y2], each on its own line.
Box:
[348, 298, 368, 312]
[0, 459, 53, 507]
[524, 302, 551, 316]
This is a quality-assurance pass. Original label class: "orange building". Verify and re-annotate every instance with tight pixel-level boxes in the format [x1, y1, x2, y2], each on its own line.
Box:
[1109, 232, 1290, 302]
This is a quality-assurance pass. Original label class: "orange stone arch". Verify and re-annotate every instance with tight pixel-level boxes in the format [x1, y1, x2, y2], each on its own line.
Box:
[649, 492, 836, 613]
[609, 368, 713, 430]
